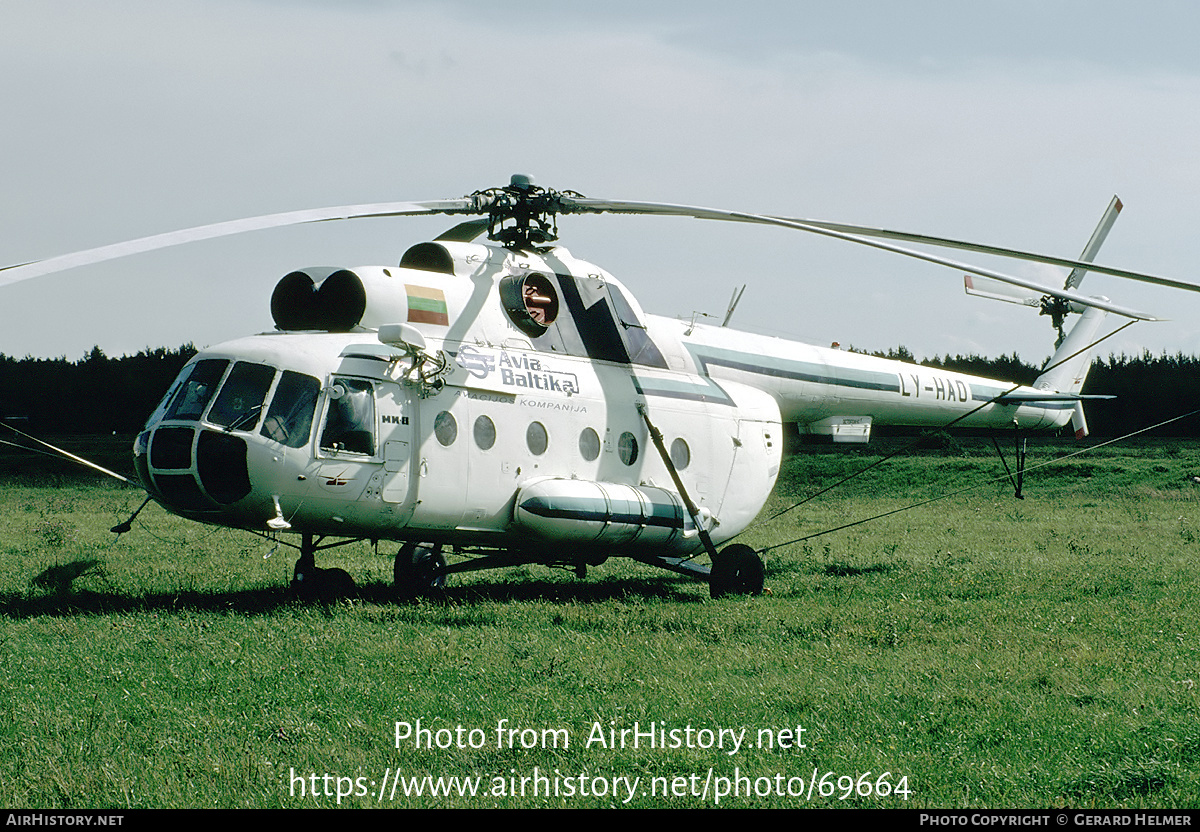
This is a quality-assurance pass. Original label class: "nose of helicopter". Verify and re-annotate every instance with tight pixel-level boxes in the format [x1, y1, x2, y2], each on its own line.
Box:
[134, 349, 331, 528]
[134, 424, 271, 521]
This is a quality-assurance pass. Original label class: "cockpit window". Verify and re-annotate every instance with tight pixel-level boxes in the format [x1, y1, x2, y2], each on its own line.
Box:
[208, 362, 276, 431]
[320, 377, 376, 455]
[260, 371, 321, 449]
[160, 359, 229, 422]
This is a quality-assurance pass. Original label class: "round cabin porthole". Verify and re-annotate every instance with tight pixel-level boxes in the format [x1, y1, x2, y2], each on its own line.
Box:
[434, 411, 458, 446]
[670, 437, 691, 470]
[527, 421, 549, 455]
[618, 431, 639, 466]
[499, 273, 559, 338]
[474, 415, 496, 450]
[579, 427, 601, 461]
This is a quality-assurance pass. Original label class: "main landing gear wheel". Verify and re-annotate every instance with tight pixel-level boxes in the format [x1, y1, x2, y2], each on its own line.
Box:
[394, 543, 447, 600]
[709, 544, 765, 599]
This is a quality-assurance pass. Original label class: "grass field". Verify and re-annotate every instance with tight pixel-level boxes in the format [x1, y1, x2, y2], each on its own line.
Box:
[1, 436, 1199, 808]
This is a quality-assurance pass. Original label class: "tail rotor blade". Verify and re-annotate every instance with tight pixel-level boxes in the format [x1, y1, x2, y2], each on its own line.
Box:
[963, 274, 1043, 307]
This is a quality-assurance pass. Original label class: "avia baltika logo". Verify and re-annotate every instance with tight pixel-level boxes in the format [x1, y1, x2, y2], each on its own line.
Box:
[454, 345, 496, 379]
[455, 345, 580, 396]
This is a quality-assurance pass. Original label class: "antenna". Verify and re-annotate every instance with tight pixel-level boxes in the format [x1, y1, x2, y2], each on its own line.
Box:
[721, 284, 747, 327]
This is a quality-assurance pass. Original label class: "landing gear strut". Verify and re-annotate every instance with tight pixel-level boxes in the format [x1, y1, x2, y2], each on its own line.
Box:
[394, 542, 447, 600]
[291, 533, 357, 602]
[709, 544, 765, 599]
[636, 405, 765, 599]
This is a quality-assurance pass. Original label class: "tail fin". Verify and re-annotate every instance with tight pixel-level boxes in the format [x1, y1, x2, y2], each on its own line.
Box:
[1034, 304, 1108, 397]
[1034, 304, 1108, 437]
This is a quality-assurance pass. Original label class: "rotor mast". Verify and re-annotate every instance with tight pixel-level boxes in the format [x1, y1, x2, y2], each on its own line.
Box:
[468, 174, 584, 250]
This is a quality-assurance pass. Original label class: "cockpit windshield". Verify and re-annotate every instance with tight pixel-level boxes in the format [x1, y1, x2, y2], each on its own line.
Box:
[158, 359, 228, 423]
[148, 359, 322, 451]
[208, 362, 276, 431]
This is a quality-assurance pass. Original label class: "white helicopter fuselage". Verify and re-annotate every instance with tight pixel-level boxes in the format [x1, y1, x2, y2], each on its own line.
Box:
[132, 239, 1076, 566]
[136, 328, 778, 551]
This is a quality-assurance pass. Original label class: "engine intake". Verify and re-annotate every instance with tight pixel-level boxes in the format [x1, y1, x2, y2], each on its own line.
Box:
[270, 268, 368, 332]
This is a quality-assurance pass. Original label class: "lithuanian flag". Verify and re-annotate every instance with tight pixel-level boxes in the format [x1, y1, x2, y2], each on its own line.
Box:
[405, 284, 449, 325]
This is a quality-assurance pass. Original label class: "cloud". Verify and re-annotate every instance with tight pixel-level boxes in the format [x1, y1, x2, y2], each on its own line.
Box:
[2, 1, 1199, 362]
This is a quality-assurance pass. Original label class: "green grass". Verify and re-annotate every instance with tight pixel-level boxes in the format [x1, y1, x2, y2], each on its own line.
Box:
[2, 438, 1199, 808]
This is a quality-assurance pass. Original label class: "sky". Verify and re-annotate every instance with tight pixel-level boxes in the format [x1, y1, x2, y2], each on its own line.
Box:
[3, 0, 1200, 367]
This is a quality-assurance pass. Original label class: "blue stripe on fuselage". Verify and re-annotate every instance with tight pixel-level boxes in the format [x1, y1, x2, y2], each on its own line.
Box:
[631, 373, 735, 405]
[685, 344, 900, 393]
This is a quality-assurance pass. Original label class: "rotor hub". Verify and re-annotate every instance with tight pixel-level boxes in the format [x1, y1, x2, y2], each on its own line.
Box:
[467, 175, 584, 250]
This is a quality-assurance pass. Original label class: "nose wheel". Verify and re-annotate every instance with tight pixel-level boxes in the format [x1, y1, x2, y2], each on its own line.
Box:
[394, 542, 447, 600]
[291, 533, 357, 602]
[709, 544, 764, 599]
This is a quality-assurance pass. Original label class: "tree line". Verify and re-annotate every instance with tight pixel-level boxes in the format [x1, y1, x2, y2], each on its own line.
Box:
[1, 344, 1197, 438]
[1, 345, 197, 436]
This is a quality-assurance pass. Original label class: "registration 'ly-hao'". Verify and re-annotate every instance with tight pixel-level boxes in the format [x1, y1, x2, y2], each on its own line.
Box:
[4, 177, 1195, 599]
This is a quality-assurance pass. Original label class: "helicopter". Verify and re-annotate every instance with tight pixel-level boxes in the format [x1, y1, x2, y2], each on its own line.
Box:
[3, 176, 1197, 599]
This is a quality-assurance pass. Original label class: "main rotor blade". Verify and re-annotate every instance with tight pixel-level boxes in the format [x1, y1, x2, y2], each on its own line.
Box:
[434, 217, 491, 243]
[0, 198, 473, 288]
[565, 197, 1200, 298]
[757, 212, 1159, 320]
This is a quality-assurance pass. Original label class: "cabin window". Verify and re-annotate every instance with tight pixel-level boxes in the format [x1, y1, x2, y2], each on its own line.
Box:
[526, 421, 548, 455]
[474, 415, 496, 450]
[320, 377, 376, 455]
[434, 411, 458, 446]
[261, 371, 321, 448]
[670, 437, 690, 470]
[160, 359, 229, 422]
[208, 362, 276, 432]
[578, 427, 601, 462]
[618, 431, 639, 466]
